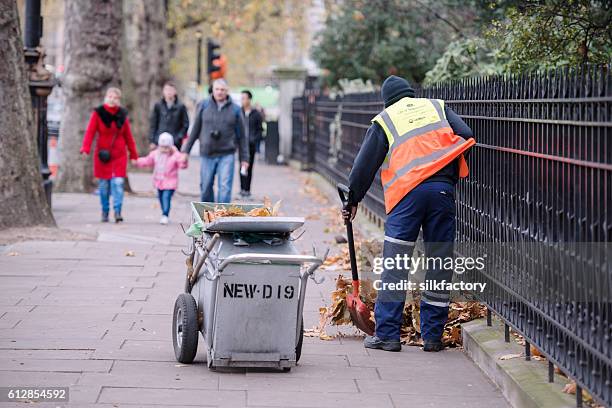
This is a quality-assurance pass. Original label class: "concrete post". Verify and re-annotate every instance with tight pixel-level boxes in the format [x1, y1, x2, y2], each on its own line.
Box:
[273, 67, 306, 163]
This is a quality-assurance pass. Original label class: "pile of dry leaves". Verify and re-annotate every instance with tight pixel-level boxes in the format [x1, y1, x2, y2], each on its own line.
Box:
[317, 236, 486, 347]
[320, 239, 382, 272]
[201, 197, 282, 222]
[319, 274, 486, 347]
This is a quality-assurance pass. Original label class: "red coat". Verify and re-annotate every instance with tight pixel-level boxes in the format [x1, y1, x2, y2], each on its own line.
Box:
[80, 104, 139, 179]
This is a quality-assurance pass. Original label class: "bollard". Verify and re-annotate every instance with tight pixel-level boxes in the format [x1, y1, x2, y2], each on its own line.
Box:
[525, 340, 531, 361]
[548, 361, 554, 383]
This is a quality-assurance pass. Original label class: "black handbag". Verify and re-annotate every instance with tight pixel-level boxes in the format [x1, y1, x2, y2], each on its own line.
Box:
[98, 130, 118, 163]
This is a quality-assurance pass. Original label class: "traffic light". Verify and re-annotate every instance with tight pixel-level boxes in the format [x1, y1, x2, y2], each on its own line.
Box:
[207, 38, 221, 76]
[210, 55, 227, 80]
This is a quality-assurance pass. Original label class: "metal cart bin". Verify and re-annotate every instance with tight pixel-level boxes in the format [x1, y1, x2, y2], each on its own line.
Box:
[172, 202, 325, 371]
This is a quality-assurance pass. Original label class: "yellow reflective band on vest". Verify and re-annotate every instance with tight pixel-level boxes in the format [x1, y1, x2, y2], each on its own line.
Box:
[372, 97, 475, 213]
[378, 98, 446, 146]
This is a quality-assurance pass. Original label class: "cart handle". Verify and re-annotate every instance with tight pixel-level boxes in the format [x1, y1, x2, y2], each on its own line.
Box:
[217, 253, 324, 278]
[192, 233, 221, 284]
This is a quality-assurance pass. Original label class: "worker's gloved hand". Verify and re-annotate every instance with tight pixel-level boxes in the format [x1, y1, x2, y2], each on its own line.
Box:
[342, 203, 358, 222]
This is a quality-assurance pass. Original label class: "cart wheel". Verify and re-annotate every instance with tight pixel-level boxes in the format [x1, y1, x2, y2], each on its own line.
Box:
[172, 293, 199, 364]
[283, 367, 291, 372]
[296, 318, 304, 363]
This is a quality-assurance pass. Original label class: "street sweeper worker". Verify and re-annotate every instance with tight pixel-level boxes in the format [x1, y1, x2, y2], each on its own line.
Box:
[343, 75, 475, 352]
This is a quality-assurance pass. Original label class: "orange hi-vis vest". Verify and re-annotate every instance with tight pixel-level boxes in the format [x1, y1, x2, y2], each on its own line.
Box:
[372, 97, 475, 213]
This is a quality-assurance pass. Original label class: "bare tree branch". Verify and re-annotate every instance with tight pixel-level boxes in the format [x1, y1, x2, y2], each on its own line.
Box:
[410, 0, 466, 38]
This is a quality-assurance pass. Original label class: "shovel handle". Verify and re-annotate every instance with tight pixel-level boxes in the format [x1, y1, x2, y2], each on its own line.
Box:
[337, 183, 359, 282]
[345, 218, 359, 282]
[337, 183, 350, 206]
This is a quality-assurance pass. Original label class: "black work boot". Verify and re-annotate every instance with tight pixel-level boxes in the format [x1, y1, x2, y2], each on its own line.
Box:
[423, 339, 445, 352]
[114, 211, 123, 223]
[101, 211, 109, 223]
[364, 335, 401, 352]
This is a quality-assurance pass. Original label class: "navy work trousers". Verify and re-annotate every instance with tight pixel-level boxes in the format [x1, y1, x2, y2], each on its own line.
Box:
[375, 181, 456, 342]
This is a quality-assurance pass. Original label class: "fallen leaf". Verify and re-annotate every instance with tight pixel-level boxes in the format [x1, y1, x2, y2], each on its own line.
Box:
[323, 255, 343, 265]
[449, 326, 461, 344]
[246, 207, 271, 216]
[263, 196, 271, 209]
[303, 329, 319, 337]
[562, 381, 576, 395]
[530, 344, 543, 358]
[125, 250, 135, 257]
[499, 353, 522, 360]
[271, 200, 282, 216]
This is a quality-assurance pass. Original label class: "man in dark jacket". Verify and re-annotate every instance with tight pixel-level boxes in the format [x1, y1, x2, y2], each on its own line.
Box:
[344, 75, 475, 353]
[182, 79, 249, 203]
[239, 90, 264, 197]
[149, 82, 189, 151]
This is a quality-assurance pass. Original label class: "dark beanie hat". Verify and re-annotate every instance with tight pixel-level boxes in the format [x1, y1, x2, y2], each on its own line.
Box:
[381, 75, 415, 108]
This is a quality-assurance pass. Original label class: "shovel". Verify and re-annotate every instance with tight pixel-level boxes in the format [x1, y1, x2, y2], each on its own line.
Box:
[337, 183, 375, 335]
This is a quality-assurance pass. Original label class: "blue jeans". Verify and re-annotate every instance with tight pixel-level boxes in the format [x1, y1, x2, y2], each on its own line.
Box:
[158, 189, 175, 216]
[200, 154, 234, 203]
[375, 181, 456, 342]
[99, 177, 124, 214]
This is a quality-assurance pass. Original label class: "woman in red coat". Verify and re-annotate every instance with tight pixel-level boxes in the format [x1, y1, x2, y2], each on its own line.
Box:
[80, 87, 138, 222]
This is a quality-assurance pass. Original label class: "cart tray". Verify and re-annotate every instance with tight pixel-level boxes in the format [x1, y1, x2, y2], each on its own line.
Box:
[204, 216, 304, 233]
[190, 202, 304, 233]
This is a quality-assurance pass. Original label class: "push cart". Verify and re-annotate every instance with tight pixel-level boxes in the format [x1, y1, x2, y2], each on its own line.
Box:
[172, 201, 326, 371]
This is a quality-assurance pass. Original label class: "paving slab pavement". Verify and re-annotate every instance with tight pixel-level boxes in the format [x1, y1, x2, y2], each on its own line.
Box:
[0, 157, 509, 407]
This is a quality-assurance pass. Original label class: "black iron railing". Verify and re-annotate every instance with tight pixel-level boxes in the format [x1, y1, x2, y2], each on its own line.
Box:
[291, 96, 307, 166]
[291, 65, 612, 407]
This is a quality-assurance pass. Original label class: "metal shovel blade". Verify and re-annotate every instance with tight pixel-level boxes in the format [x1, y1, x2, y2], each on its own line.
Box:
[346, 280, 375, 335]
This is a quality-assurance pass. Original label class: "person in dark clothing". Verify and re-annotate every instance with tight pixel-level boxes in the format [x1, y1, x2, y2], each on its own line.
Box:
[149, 82, 189, 151]
[239, 90, 264, 197]
[343, 75, 475, 353]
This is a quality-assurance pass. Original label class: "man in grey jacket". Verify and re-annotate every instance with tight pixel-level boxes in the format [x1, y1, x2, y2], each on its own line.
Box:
[182, 79, 249, 203]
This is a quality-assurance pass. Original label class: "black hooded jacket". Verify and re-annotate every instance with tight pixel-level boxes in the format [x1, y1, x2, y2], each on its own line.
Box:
[347, 76, 475, 205]
[149, 97, 190, 146]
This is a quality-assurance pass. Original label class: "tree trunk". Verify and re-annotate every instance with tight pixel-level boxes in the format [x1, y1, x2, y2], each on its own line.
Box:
[0, 0, 55, 229]
[122, 0, 169, 156]
[55, 0, 123, 192]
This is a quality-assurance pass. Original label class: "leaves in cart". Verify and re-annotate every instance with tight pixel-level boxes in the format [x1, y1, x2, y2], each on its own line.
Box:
[201, 197, 282, 222]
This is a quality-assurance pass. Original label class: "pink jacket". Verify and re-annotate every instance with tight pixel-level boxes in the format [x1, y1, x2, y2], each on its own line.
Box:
[135, 147, 187, 190]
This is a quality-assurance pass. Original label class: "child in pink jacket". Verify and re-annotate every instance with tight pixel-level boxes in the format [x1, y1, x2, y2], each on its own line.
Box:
[132, 133, 187, 225]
